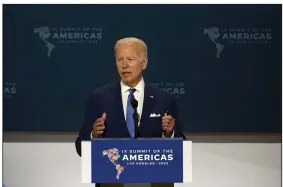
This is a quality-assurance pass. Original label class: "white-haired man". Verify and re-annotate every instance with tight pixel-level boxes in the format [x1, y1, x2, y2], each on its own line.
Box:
[76, 37, 185, 186]
[76, 36, 185, 152]
[75, 37, 185, 187]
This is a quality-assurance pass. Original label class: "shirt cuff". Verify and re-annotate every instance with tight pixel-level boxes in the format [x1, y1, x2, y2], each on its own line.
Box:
[162, 130, 175, 138]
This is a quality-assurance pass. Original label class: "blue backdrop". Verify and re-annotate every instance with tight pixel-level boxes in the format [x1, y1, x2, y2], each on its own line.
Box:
[3, 4, 282, 132]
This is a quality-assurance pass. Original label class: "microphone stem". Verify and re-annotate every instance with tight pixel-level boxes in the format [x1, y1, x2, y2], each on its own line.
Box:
[133, 109, 139, 139]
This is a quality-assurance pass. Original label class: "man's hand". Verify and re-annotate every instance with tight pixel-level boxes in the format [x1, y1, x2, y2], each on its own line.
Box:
[92, 113, 107, 138]
[162, 112, 175, 137]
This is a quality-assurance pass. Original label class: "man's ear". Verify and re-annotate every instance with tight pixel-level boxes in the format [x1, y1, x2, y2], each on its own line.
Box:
[142, 57, 148, 70]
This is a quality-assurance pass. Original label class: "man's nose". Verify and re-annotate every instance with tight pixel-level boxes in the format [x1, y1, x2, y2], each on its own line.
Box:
[122, 60, 129, 68]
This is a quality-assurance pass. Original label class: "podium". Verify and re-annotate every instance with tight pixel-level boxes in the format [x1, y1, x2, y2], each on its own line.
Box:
[81, 138, 192, 187]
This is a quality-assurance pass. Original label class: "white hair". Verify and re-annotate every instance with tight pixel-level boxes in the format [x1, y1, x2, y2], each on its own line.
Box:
[114, 37, 148, 58]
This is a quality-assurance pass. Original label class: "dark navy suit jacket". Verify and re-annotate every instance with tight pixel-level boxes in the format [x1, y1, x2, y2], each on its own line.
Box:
[75, 81, 185, 156]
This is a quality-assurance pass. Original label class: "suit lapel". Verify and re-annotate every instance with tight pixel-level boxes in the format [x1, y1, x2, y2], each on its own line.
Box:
[106, 82, 129, 137]
[140, 84, 155, 127]
[112, 82, 125, 122]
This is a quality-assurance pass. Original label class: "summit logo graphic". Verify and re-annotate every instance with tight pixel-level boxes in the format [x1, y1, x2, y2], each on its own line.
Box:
[34, 26, 103, 57]
[203, 26, 272, 58]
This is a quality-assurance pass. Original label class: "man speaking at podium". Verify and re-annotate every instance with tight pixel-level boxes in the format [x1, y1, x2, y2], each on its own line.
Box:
[75, 38, 185, 186]
[76, 37, 185, 154]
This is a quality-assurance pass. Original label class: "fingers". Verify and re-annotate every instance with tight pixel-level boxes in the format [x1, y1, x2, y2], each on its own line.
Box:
[95, 125, 105, 131]
[162, 115, 173, 125]
[95, 119, 105, 126]
[95, 112, 107, 126]
[162, 118, 171, 123]
[101, 112, 107, 120]
[92, 113, 107, 137]
[162, 125, 170, 131]
[162, 121, 171, 131]
[162, 113, 174, 132]
[96, 130, 104, 135]
[162, 115, 173, 120]
[162, 126, 173, 132]
[93, 121, 105, 137]
[162, 122, 172, 129]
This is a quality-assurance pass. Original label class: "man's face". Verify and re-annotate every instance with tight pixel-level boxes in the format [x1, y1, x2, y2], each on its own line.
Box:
[115, 43, 147, 87]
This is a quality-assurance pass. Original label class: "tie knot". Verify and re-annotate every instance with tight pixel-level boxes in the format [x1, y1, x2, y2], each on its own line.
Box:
[129, 88, 136, 94]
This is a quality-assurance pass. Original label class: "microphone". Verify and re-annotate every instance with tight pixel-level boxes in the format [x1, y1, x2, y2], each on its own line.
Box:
[131, 99, 139, 138]
[131, 99, 138, 109]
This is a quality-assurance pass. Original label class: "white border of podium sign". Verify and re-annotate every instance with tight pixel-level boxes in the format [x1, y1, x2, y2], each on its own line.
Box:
[81, 140, 192, 184]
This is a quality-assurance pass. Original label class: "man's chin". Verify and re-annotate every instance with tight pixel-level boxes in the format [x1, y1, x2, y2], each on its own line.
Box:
[122, 79, 131, 85]
[121, 78, 135, 87]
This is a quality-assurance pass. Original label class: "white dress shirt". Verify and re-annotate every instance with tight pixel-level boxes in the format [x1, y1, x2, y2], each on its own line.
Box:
[91, 77, 174, 138]
[120, 77, 144, 125]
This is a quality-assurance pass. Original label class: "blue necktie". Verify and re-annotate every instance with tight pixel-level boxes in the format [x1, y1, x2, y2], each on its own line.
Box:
[126, 88, 136, 138]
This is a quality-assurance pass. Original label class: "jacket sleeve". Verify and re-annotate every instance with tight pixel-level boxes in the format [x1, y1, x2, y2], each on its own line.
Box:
[169, 96, 186, 140]
[75, 93, 100, 156]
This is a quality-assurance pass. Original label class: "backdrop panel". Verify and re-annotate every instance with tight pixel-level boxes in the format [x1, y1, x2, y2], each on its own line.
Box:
[3, 4, 282, 132]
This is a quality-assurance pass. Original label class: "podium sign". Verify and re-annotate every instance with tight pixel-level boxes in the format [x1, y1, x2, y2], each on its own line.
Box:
[82, 138, 192, 184]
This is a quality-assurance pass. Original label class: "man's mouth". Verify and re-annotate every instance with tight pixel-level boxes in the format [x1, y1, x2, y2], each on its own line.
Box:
[122, 72, 131, 75]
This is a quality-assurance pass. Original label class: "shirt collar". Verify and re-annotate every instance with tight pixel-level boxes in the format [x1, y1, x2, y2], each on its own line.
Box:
[121, 77, 145, 94]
